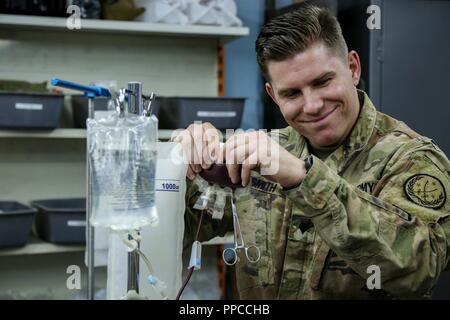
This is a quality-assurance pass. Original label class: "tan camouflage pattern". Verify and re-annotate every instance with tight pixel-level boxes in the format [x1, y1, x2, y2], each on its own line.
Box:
[184, 90, 450, 299]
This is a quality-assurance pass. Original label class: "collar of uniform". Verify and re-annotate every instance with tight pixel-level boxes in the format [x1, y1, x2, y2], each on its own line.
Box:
[321, 89, 377, 174]
[288, 89, 377, 173]
[344, 89, 377, 159]
[289, 128, 308, 159]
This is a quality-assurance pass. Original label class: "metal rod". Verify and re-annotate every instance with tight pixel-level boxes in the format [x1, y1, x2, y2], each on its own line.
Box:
[126, 81, 143, 294]
[127, 82, 143, 116]
[87, 97, 95, 300]
[127, 233, 140, 293]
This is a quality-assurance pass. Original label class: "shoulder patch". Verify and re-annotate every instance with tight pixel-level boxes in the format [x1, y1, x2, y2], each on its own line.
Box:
[404, 174, 446, 209]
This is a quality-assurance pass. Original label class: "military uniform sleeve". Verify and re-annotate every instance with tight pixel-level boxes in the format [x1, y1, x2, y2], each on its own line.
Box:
[183, 178, 233, 250]
[284, 140, 450, 298]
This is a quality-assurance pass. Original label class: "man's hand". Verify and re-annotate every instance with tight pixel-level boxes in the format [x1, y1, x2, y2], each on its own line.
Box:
[224, 130, 306, 188]
[173, 124, 306, 188]
[172, 122, 221, 180]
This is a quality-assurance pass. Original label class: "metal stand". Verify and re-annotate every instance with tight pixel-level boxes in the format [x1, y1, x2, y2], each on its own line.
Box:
[50, 78, 152, 300]
[87, 96, 95, 300]
[127, 233, 140, 293]
[125, 82, 143, 296]
[50, 78, 112, 301]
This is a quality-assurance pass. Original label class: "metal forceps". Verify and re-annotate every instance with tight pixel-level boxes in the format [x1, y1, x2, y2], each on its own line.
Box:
[222, 193, 261, 266]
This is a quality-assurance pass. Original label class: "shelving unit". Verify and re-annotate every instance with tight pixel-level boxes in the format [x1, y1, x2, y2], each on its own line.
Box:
[0, 129, 86, 139]
[0, 233, 233, 257]
[0, 129, 175, 140]
[0, 12, 248, 299]
[0, 14, 249, 44]
[0, 237, 84, 257]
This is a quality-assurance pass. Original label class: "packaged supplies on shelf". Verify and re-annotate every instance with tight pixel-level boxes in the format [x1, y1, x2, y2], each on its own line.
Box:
[102, 0, 146, 21]
[135, 0, 242, 26]
[0, 80, 48, 93]
[135, 0, 188, 24]
[185, 0, 243, 27]
[69, 0, 102, 19]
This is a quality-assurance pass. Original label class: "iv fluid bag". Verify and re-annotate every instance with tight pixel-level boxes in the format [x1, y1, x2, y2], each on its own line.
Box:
[107, 143, 187, 300]
[88, 113, 158, 230]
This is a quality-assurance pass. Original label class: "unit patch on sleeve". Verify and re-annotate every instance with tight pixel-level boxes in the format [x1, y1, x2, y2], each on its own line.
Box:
[404, 174, 446, 209]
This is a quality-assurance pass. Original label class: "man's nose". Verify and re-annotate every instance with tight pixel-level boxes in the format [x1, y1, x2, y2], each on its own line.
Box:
[303, 91, 323, 115]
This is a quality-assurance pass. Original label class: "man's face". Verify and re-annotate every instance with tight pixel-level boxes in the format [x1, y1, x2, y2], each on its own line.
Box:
[266, 42, 361, 149]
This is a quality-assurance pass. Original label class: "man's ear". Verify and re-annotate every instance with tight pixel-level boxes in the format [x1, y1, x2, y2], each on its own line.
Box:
[348, 50, 361, 87]
[265, 82, 278, 104]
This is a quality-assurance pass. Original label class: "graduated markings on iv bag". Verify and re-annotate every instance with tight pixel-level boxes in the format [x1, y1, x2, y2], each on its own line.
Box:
[91, 150, 155, 207]
[90, 150, 157, 229]
[90, 149, 157, 230]
[88, 122, 158, 230]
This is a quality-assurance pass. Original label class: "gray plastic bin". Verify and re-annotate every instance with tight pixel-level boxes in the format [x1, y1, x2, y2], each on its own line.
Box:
[158, 97, 244, 130]
[0, 92, 64, 129]
[0, 201, 36, 248]
[32, 198, 86, 244]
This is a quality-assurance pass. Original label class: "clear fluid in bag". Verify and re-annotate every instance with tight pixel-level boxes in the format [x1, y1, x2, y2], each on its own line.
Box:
[88, 113, 158, 230]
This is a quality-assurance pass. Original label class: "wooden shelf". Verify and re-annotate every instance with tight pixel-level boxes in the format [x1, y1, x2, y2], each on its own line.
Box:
[0, 14, 249, 43]
[0, 129, 175, 140]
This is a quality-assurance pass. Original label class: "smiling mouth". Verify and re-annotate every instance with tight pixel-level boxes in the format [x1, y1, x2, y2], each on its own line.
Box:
[302, 106, 338, 123]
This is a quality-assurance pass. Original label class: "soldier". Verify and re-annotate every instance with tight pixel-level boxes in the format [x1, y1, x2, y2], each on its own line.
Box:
[174, 3, 450, 299]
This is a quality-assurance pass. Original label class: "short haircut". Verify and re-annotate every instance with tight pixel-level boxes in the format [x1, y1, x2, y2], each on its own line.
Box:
[256, 3, 348, 81]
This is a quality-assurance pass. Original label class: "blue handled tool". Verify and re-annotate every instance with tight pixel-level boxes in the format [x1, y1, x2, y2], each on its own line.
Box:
[51, 78, 111, 98]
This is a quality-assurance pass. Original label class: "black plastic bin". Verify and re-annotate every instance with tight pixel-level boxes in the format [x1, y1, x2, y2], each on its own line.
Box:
[71, 95, 110, 128]
[0, 1, 67, 17]
[157, 97, 244, 130]
[0, 92, 64, 129]
[72, 95, 161, 128]
[32, 198, 86, 244]
[0, 201, 36, 249]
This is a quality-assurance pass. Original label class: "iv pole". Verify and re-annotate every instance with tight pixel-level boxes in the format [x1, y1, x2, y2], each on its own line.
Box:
[51, 79, 156, 300]
[51, 79, 111, 300]
[125, 82, 144, 295]
[86, 93, 95, 300]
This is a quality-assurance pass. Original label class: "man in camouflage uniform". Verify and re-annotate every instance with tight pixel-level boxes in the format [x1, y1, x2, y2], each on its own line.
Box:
[177, 4, 450, 299]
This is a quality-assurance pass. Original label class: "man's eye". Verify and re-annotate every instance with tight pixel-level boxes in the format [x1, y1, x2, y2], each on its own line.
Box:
[285, 90, 300, 98]
[316, 78, 332, 87]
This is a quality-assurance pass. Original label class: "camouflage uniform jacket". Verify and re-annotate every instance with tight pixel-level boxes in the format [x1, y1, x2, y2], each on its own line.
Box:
[184, 90, 450, 299]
